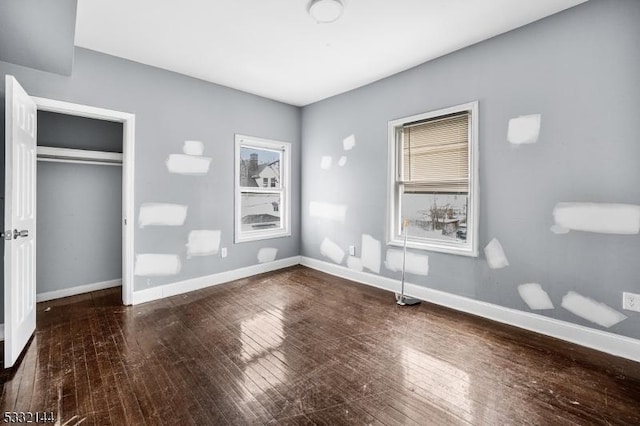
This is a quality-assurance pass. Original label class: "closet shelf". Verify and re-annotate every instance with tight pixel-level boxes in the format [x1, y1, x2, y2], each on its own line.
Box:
[37, 146, 123, 166]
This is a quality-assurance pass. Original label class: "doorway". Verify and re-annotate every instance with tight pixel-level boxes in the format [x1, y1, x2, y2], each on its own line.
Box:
[33, 97, 135, 306]
[36, 111, 122, 302]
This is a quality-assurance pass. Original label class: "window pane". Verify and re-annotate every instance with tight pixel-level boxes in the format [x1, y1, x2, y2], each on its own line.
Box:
[401, 191, 468, 242]
[240, 192, 281, 232]
[239, 147, 281, 188]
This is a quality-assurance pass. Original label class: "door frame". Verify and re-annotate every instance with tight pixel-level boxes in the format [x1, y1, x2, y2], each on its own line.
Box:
[32, 97, 135, 305]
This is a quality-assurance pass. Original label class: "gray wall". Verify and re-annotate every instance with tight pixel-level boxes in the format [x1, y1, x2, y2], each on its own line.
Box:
[1, 47, 301, 300]
[37, 162, 122, 293]
[0, 0, 77, 75]
[300, 0, 640, 339]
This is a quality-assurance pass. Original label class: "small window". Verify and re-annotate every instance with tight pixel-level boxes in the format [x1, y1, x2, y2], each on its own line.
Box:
[235, 135, 291, 243]
[388, 101, 479, 256]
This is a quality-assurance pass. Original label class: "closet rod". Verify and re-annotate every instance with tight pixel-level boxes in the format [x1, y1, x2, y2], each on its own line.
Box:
[37, 146, 123, 166]
[37, 157, 122, 167]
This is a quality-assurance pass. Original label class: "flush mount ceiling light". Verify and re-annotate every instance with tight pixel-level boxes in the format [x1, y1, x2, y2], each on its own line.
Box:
[308, 0, 344, 23]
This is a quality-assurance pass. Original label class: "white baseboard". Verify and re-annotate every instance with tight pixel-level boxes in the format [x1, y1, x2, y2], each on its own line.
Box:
[300, 256, 640, 363]
[36, 279, 122, 303]
[132, 256, 301, 305]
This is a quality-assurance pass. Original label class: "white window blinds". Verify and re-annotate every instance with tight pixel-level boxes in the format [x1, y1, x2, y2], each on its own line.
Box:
[402, 112, 469, 193]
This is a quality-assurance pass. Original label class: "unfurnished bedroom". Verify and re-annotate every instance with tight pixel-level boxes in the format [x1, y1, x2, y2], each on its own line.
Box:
[0, 0, 639, 424]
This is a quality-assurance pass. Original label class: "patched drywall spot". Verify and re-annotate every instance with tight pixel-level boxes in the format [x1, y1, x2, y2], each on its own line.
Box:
[166, 154, 212, 175]
[182, 140, 205, 156]
[552, 202, 640, 235]
[320, 237, 345, 265]
[320, 156, 333, 170]
[134, 254, 181, 276]
[361, 234, 381, 273]
[561, 291, 627, 328]
[343, 134, 356, 151]
[138, 203, 188, 228]
[484, 238, 509, 269]
[309, 201, 347, 223]
[257, 247, 278, 264]
[338, 156, 347, 167]
[507, 114, 541, 145]
[186, 230, 221, 257]
[384, 249, 429, 276]
[347, 256, 363, 272]
[518, 283, 554, 310]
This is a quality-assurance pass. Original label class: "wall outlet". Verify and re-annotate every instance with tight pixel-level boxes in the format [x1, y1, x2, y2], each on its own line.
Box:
[221, 247, 227, 258]
[623, 292, 640, 312]
[349, 245, 356, 256]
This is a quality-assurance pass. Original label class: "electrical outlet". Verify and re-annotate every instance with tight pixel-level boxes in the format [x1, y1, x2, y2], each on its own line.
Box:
[623, 292, 640, 312]
[349, 245, 356, 256]
[221, 247, 228, 258]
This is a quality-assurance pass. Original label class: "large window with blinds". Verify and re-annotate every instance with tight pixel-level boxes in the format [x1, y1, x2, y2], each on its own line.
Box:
[387, 101, 479, 256]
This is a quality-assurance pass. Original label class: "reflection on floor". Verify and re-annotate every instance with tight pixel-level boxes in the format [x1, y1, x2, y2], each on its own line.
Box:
[1, 265, 639, 425]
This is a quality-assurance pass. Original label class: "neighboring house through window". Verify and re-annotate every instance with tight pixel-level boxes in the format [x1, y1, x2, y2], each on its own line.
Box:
[387, 101, 479, 256]
[235, 134, 291, 242]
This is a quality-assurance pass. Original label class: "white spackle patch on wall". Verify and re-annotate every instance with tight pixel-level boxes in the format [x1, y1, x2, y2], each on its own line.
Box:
[257, 247, 278, 263]
[186, 230, 221, 257]
[320, 237, 345, 265]
[561, 291, 628, 328]
[138, 203, 188, 228]
[484, 238, 509, 269]
[384, 249, 429, 276]
[552, 202, 640, 235]
[343, 134, 356, 151]
[182, 140, 205, 156]
[347, 256, 363, 272]
[309, 201, 347, 223]
[518, 283, 554, 310]
[338, 156, 347, 167]
[507, 114, 541, 145]
[320, 156, 333, 170]
[134, 254, 181, 276]
[166, 154, 212, 175]
[361, 234, 381, 273]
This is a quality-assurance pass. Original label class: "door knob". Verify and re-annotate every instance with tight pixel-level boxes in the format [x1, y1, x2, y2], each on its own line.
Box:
[13, 229, 29, 239]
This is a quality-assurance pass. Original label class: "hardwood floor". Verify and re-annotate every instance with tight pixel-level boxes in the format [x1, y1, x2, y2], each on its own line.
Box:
[1, 266, 639, 425]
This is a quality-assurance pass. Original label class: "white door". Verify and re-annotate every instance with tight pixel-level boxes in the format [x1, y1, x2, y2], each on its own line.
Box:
[4, 75, 37, 368]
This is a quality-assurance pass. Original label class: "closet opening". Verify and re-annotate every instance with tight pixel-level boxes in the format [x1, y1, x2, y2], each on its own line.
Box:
[36, 111, 123, 304]
[32, 97, 135, 306]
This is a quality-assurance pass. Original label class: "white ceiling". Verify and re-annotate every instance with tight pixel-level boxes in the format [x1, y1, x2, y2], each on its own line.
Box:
[75, 0, 587, 106]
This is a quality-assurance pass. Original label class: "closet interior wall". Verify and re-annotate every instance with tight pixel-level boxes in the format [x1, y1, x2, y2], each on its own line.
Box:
[36, 111, 123, 298]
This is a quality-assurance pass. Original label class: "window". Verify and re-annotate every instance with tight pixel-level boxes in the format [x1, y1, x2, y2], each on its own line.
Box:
[235, 134, 291, 243]
[387, 101, 479, 256]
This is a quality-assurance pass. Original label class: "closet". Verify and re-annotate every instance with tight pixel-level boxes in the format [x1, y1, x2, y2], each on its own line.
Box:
[36, 111, 123, 301]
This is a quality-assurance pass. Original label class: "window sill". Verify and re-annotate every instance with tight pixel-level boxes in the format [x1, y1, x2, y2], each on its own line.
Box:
[387, 237, 478, 257]
[235, 229, 291, 244]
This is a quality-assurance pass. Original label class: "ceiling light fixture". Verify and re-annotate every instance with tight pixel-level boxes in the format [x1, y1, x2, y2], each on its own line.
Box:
[308, 0, 344, 24]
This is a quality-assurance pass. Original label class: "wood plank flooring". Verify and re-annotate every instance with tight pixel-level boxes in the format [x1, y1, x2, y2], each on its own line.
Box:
[1, 266, 639, 425]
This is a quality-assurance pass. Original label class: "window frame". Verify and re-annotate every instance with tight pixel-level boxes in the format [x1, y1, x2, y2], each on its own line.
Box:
[234, 134, 291, 243]
[386, 101, 479, 257]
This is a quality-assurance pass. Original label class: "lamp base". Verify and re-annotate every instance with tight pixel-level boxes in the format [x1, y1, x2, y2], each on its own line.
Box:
[395, 293, 422, 306]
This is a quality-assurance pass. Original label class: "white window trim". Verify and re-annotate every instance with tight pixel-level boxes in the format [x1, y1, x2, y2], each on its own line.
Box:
[234, 134, 291, 243]
[386, 101, 479, 257]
